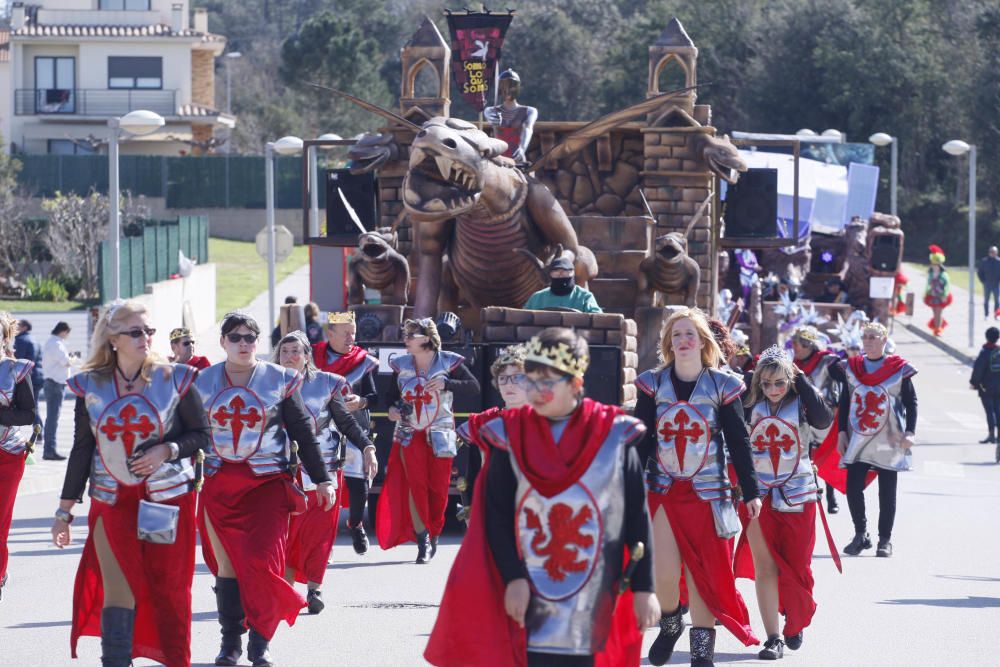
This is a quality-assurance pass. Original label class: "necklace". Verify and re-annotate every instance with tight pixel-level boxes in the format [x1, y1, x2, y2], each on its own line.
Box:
[116, 364, 142, 392]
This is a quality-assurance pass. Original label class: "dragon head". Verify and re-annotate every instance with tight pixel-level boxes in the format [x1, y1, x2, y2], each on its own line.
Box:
[655, 232, 689, 263]
[348, 133, 398, 174]
[403, 116, 519, 222]
[697, 134, 748, 185]
[357, 228, 397, 262]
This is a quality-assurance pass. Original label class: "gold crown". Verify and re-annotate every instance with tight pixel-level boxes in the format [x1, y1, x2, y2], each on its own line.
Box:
[169, 327, 192, 342]
[793, 325, 820, 342]
[863, 321, 888, 337]
[496, 344, 527, 368]
[327, 311, 355, 325]
[524, 336, 589, 378]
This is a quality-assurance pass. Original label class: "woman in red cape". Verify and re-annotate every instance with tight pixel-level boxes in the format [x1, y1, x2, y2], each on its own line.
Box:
[635, 308, 761, 667]
[0, 312, 37, 602]
[376, 318, 479, 563]
[51, 300, 210, 667]
[194, 312, 337, 667]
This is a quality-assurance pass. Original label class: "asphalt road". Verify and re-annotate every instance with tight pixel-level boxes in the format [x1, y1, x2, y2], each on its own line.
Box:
[4, 325, 1000, 666]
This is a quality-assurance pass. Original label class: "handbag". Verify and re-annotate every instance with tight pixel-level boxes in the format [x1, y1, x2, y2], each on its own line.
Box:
[137, 499, 180, 544]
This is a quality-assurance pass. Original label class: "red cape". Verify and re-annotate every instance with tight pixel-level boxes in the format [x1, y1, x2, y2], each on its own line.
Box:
[847, 355, 909, 386]
[375, 431, 453, 547]
[794, 349, 834, 376]
[425, 401, 641, 666]
[312, 342, 368, 376]
[186, 355, 211, 370]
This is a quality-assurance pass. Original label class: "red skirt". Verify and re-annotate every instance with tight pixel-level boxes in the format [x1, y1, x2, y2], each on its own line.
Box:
[71, 485, 196, 667]
[734, 497, 817, 637]
[648, 482, 758, 646]
[286, 469, 344, 585]
[0, 450, 26, 583]
[198, 463, 304, 640]
[376, 432, 453, 549]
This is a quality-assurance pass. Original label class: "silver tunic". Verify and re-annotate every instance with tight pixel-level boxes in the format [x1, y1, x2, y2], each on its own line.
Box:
[748, 397, 818, 512]
[298, 370, 348, 490]
[841, 357, 917, 472]
[801, 353, 841, 444]
[193, 362, 302, 477]
[390, 351, 465, 458]
[478, 414, 646, 656]
[328, 351, 378, 480]
[0, 358, 34, 456]
[66, 364, 198, 506]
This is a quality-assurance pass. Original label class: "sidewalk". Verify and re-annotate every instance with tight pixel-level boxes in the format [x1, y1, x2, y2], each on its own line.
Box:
[901, 263, 986, 364]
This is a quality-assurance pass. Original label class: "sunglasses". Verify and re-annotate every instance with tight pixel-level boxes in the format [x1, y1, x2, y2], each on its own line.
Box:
[404, 332, 429, 340]
[226, 333, 258, 344]
[861, 334, 884, 341]
[175, 340, 193, 347]
[760, 379, 788, 391]
[119, 327, 155, 338]
[497, 373, 526, 386]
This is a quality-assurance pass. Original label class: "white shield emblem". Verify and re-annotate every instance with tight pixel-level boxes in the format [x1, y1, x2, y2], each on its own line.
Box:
[849, 386, 890, 436]
[400, 377, 441, 430]
[516, 484, 602, 601]
[749, 416, 802, 488]
[96, 396, 164, 486]
[655, 402, 711, 479]
[210, 386, 266, 461]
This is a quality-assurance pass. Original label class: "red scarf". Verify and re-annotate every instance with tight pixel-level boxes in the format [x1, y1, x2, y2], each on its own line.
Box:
[794, 349, 833, 376]
[502, 399, 622, 498]
[312, 342, 368, 376]
[847, 354, 908, 386]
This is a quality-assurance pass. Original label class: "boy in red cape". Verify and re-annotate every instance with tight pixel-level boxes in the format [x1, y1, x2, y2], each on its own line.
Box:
[426, 328, 659, 667]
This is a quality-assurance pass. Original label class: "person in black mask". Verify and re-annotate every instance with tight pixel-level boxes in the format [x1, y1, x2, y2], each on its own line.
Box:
[523, 256, 602, 312]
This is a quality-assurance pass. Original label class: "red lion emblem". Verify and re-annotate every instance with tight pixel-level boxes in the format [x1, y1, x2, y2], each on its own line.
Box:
[853, 391, 887, 432]
[524, 503, 594, 582]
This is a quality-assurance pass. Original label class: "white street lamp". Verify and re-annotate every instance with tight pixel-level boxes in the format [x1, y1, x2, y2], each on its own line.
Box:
[795, 128, 816, 137]
[265, 136, 303, 332]
[821, 128, 843, 141]
[942, 139, 976, 348]
[108, 110, 164, 301]
[869, 132, 898, 217]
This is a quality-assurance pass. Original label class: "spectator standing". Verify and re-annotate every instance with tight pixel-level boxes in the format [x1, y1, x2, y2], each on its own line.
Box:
[977, 246, 1000, 319]
[41, 322, 75, 460]
[13, 320, 43, 430]
[970, 327, 1000, 447]
[303, 302, 324, 344]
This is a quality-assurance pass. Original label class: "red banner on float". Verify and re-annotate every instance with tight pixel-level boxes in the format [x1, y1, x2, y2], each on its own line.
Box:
[446, 12, 514, 112]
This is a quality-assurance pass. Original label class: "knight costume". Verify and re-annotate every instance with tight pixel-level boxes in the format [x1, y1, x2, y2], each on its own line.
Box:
[0, 358, 35, 602]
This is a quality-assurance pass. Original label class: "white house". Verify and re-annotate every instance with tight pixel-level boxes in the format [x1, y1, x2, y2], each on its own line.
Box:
[0, 0, 235, 155]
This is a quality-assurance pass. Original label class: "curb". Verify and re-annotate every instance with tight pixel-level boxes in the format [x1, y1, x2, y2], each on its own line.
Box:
[900, 322, 974, 365]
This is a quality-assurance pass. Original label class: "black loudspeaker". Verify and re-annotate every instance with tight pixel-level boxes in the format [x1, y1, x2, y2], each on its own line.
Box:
[724, 168, 778, 238]
[325, 169, 378, 245]
[870, 235, 902, 273]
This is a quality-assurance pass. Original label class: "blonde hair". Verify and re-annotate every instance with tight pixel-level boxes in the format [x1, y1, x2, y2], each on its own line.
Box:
[744, 353, 801, 407]
[272, 330, 317, 381]
[0, 312, 17, 357]
[659, 308, 721, 369]
[81, 300, 161, 378]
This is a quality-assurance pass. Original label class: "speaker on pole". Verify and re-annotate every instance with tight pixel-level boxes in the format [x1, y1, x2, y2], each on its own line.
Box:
[325, 169, 378, 246]
[724, 168, 778, 239]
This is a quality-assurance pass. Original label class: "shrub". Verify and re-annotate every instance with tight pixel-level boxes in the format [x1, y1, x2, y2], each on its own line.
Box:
[25, 276, 69, 302]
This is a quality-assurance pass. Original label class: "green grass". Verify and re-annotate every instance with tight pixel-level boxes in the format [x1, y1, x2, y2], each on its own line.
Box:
[0, 299, 92, 313]
[211, 238, 310, 320]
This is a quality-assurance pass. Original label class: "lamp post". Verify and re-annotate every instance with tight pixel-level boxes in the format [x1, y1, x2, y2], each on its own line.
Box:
[108, 110, 164, 301]
[265, 136, 304, 331]
[869, 132, 897, 217]
[821, 128, 844, 141]
[224, 51, 241, 114]
[942, 139, 977, 348]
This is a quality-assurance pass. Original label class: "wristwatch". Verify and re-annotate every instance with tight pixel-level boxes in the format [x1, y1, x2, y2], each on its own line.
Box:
[166, 442, 180, 461]
[54, 509, 74, 524]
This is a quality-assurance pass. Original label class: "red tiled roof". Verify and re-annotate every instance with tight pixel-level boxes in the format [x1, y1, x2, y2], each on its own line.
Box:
[12, 24, 224, 42]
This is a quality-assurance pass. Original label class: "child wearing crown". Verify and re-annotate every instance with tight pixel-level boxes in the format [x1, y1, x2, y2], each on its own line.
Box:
[734, 345, 833, 660]
[635, 307, 761, 667]
[427, 328, 659, 667]
[924, 244, 952, 336]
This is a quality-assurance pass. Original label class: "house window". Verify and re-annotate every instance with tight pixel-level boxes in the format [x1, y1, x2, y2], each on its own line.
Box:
[108, 57, 162, 89]
[35, 56, 75, 113]
[99, 0, 151, 9]
[48, 139, 96, 155]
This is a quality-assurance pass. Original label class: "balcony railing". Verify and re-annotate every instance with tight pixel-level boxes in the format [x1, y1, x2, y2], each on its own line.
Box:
[14, 88, 176, 117]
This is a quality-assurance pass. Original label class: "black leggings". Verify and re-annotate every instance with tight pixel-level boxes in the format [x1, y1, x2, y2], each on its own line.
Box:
[344, 476, 368, 528]
[846, 462, 897, 541]
[527, 653, 594, 667]
[980, 393, 1000, 435]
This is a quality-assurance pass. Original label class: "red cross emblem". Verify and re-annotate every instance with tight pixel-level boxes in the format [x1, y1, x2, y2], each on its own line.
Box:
[100, 403, 155, 457]
[659, 407, 705, 469]
[752, 421, 797, 478]
[213, 395, 262, 445]
[403, 383, 435, 423]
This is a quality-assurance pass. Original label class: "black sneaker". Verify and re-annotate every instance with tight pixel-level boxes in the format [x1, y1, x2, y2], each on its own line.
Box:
[350, 525, 369, 556]
[876, 540, 893, 558]
[306, 589, 325, 614]
[980, 435, 996, 444]
[758, 635, 784, 660]
[843, 532, 872, 556]
[42, 453, 66, 461]
[784, 630, 803, 650]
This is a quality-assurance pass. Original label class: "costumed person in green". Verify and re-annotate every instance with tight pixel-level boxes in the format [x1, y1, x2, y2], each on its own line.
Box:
[523, 256, 602, 313]
[923, 244, 952, 337]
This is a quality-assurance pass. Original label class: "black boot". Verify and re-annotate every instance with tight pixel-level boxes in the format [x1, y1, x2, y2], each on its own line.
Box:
[758, 634, 784, 660]
[430, 535, 439, 560]
[100, 607, 135, 667]
[307, 588, 325, 614]
[843, 532, 872, 556]
[416, 531, 430, 564]
[213, 577, 245, 666]
[689, 627, 716, 666]
[784, 630, 803, 650]
[980, 433, 995, 444]
[647, 606, 685, 666]
[350, 524, 369, 556]
[247, 628, 274, 667]
[825, 485, 839, 514]
[876, 539, 893, 558]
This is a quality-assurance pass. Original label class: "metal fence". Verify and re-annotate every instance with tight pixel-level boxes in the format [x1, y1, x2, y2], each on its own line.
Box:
[98, 215, 209, 302]
[18, 154, 316, 209]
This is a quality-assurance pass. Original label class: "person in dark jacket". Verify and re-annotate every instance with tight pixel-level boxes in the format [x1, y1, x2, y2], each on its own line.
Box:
[13, 320, 43, 430]
[970, 327, 1000, 446]
[977, 247, 1000, 319]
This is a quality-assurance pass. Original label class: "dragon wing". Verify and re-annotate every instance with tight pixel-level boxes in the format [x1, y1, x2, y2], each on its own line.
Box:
[526, 85, 700, 174]
[306, 82, 422, 132]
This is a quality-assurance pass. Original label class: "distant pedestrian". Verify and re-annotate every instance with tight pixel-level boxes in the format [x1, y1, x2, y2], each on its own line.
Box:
[977, 246, 1000, 319]
[41, 322, 75, 460]
[270, 295, 299, 349]
[303, 302, 324, 344]
[13, 320, 43, 430]
[970, 327, 1000, 447]
[923, 245, 951, 337]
